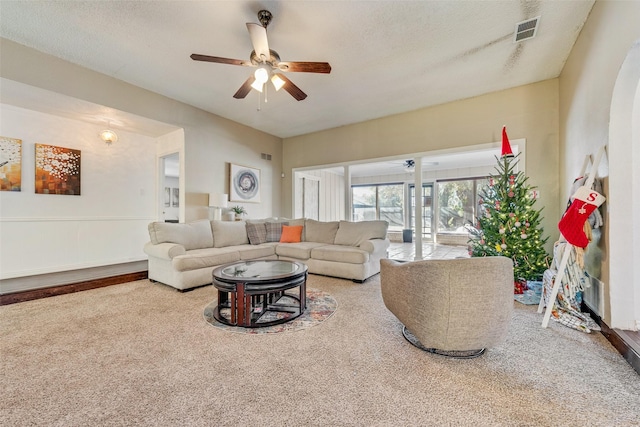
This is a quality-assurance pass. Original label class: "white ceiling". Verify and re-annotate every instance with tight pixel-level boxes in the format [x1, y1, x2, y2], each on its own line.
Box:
[0, 0, 595, 139]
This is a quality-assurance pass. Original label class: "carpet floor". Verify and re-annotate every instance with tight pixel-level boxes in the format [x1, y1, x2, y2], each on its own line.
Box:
[1, 274, 639, 426]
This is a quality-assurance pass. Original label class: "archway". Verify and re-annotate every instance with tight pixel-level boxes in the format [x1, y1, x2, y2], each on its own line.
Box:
[609, 39, 640, 330]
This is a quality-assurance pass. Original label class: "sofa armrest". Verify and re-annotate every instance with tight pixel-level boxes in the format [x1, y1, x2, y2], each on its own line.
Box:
[359, 238, 390, 256]
[143, 242, 186, 260]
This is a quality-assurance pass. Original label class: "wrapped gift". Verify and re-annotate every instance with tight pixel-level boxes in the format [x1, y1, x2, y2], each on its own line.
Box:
[526, 280, 542, 298]
[514, 279, 527, 294]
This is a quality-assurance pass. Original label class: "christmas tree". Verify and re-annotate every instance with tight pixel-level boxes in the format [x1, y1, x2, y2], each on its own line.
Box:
[468, 127, 550, 281]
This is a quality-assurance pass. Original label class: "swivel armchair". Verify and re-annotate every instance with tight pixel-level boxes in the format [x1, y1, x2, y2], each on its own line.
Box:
[380, 257, 514, 358]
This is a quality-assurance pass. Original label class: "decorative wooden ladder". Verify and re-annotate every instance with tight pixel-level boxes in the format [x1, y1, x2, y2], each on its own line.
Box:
[538, 145, 607, 328]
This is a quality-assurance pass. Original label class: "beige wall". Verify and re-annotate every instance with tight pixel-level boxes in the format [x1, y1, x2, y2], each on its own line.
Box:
[0, 38, 283, 222]
[559, 0, 640, 325]
[283, 79, 561, 252]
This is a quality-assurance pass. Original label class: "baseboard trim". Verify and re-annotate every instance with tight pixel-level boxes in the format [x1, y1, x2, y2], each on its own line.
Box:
[0, 271, 148, 306]
[582, 304, 640, 376]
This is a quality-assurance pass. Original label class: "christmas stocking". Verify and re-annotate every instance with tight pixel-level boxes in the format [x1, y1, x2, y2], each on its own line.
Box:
[558, 186, 606, 248]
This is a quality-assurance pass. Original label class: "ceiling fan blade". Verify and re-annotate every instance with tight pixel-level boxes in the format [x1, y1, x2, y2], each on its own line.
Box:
[233, 75, 255, 99]
[190, 54, 251, 67]
[246, 23, 270, 62]
[277, 61, 331, 74]
[277, 74, 307, 101]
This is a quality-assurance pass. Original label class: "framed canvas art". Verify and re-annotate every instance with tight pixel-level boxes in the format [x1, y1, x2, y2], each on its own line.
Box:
[35, 143, 81, 195]
[230, 163, 260, 203]
[0, 136, 22, 191]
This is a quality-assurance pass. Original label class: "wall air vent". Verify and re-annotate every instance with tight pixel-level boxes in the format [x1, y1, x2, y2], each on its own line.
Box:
[514, 16, 540, 43]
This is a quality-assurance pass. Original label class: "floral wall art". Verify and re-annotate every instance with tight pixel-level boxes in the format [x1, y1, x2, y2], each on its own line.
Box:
[35, 143, 81, 195]
[0, 136, 22, 191]
[230, 163, 260, 203]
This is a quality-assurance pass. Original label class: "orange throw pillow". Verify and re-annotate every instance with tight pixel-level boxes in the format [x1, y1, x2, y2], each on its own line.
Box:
[280, 225, 303, 243]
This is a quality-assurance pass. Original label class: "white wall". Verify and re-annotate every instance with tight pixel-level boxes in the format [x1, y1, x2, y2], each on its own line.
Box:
[0, 39, 283, 293]
[0, 104, 158, 290]
[559, 0, 640, 328]
[0, 39, 283, 225]
[295, 169, 345, 221]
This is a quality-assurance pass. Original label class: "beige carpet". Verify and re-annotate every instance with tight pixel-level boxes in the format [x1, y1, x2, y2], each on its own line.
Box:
[1, 274, 639, 426]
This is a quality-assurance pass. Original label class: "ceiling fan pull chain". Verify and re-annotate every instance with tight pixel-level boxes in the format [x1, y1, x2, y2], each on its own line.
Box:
[257, 89, 262, 111]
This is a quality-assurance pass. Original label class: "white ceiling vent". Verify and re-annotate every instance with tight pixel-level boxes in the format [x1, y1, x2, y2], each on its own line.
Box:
[514, 16, 540, 43]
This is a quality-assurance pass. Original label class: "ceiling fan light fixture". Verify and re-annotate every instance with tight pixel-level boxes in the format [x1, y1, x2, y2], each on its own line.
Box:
[250, 79, 264, 92]
[271, 74, 285, 91]
[254, 67, 269, 84]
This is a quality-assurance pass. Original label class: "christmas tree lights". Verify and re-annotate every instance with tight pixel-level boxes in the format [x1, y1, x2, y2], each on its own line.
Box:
[467, 128, 550, 281]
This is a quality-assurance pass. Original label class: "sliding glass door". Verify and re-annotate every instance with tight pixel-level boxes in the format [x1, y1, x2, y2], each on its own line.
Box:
[408, 184, 434, 240]
[352, 184, 403, 231]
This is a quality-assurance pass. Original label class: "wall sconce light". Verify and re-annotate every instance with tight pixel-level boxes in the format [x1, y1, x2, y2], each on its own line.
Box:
[99, 127, 118, 145]
[208, 193, 228, 221]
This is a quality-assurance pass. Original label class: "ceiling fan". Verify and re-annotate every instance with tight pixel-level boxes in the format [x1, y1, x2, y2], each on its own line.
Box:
[190, 10, 331, 101]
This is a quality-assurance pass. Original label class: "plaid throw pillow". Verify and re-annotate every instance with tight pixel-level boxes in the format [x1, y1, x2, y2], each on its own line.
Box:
[265, 221, 288, 242]
[246, 222, 267, 245]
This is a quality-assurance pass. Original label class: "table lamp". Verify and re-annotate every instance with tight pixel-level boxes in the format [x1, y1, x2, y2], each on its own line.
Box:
[209, 193, 228, 221]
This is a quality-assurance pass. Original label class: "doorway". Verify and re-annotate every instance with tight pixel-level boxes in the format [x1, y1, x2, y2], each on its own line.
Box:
[159, 152, 181, 222]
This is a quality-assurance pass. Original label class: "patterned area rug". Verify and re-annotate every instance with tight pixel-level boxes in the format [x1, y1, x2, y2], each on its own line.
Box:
[203, 288, 337, 334]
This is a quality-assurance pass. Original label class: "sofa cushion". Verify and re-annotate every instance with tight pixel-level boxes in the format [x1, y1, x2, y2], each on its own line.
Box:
[171, 247, 240, 272]
[246, 222, 267, 245]
[334, 220, 389, 247]
[148, 220, 213, 250]
[305, 219, 339, 244]
[311, 245, 370, 264]
[280, 225, 303, 243]
[236, 243, 278, 260]
[212, 220, 250, 247]
[276, 242, 328, 260]
[265, 221, 288, 242]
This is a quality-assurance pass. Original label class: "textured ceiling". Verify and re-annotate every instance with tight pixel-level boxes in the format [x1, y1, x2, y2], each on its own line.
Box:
[0, 1, 594, 139]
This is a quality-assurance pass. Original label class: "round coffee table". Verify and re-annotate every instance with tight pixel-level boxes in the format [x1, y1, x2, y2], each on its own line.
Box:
[211, 260, 308, 328]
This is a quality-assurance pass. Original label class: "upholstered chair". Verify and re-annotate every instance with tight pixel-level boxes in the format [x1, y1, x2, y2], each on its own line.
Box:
[380, 257, 514, 358]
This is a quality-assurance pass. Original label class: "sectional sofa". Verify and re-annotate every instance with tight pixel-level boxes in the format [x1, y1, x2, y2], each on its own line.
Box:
[143, 218, 390, 291]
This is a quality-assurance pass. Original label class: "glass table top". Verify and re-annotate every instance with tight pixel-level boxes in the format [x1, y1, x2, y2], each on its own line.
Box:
[219, 260, 302, 280]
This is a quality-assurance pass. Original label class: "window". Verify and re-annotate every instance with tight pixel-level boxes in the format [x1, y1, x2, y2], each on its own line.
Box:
[352, 184, 403, 230]
[437, 177, 489, 234]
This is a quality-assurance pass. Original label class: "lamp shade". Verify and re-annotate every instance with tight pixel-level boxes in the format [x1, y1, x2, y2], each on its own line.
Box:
[208, 193, 228, 208]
